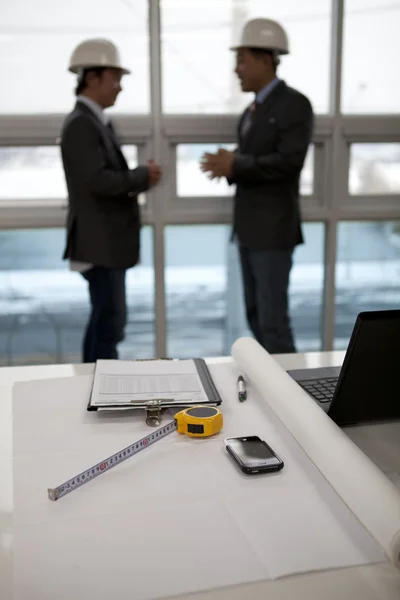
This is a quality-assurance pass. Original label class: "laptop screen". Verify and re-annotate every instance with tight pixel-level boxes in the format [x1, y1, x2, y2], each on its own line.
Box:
[329, 310, 400, 426]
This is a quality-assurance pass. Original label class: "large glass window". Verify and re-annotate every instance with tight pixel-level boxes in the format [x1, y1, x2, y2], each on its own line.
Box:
[165, 223, 324, 358]
[176, 144, 236, 197]
[177, 143, 314, 197]
[161, 0, 331, 114]
[2, 1, 399, 360]
[349, 144, 400, 195]
[335, 221, 400, 349]
[342, 1, 400, 113]
[0, 227, 154, 366]
[165, 225, 229, 357]
[2, 0, 149, 114]
[291, 223, 325, 351]
[0, 145, 137, 203]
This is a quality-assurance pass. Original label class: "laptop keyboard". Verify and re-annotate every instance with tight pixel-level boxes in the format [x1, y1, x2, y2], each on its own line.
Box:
[299, 378, 338, 404]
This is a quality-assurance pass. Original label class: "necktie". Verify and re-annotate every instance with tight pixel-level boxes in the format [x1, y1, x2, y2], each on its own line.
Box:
[106, 121, 121, 148]
[241, 101, 257, 137]
[105, 121, 128, 168]
[106, 121, 115, 136]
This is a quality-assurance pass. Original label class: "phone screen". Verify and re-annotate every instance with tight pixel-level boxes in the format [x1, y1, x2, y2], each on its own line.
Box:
[226, 437, 283, 471]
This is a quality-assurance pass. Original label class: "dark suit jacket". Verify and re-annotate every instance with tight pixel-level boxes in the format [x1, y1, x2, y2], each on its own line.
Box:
[230, 80, 314, 251]
[60, 101, 150, 269]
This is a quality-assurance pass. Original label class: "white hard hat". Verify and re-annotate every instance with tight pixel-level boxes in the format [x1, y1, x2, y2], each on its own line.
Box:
[68, 38, 131, 75]
[231, 18, 289, 56]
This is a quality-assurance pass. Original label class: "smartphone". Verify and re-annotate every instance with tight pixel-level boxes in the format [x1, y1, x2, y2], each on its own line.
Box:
[225, 436, 284, 475]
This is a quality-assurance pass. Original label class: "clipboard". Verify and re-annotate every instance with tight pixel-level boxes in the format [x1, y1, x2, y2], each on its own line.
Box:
[87, 357, 222, 413]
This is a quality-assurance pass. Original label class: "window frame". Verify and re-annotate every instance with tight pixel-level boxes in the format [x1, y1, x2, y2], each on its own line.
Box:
[1, 0, 400, 356]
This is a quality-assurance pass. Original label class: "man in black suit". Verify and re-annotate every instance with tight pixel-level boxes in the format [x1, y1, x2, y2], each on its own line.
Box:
[201, 19, 313, 354]
[61, 39, 162, 362]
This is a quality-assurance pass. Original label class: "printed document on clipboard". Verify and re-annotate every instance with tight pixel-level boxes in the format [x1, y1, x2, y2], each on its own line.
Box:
[87, 358, 222, 411]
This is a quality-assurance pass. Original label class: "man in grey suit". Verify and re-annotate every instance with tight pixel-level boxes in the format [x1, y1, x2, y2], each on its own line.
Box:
[201, 19, 313, 354]
[61, 39, 162, 362]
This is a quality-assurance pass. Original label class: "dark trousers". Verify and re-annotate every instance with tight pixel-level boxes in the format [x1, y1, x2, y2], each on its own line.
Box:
[81, 267, 127, 363]
[239, 246, 295, 354]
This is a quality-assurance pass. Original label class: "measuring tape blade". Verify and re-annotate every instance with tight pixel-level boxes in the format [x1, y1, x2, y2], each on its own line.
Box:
[48, 406, 223, 502]
[47, 419, 177, 502]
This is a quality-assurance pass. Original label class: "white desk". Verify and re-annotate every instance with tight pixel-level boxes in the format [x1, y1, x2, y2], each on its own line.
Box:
[1, 351, 400, 600]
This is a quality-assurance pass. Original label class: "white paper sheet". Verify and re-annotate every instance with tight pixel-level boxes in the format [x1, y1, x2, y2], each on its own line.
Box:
[90, 359, 209, 406]
[12, 364, 388, 600]
[232, 337, 400, 570]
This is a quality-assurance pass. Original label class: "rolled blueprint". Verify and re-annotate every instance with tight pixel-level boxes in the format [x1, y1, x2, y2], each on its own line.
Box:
[231, 337, 400, 570]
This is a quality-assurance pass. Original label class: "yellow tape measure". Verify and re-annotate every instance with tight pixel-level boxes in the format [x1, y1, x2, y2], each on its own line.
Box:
[48, 405, 223, 501]
[174, 405, 223, 437]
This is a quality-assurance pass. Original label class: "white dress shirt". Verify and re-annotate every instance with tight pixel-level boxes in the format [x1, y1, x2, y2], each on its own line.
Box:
[77, 95, 109, 126]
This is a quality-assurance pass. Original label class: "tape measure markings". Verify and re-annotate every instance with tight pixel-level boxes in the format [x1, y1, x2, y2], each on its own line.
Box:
[48, 420, 177, 502]
[47, 405, 223, 502]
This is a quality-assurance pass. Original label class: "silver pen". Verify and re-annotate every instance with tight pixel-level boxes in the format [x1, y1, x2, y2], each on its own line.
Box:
[237, 375, 247, 402]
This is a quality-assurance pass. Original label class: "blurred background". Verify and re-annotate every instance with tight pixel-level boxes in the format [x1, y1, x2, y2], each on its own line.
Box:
[1, 0, 400, 364]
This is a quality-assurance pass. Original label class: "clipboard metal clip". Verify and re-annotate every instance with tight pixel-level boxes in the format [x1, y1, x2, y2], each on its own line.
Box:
[144, 398, 192, 427]
[145, 400, 163, 427]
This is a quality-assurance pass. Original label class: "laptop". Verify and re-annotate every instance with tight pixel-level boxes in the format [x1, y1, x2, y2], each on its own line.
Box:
[287, 310, 400, 427]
